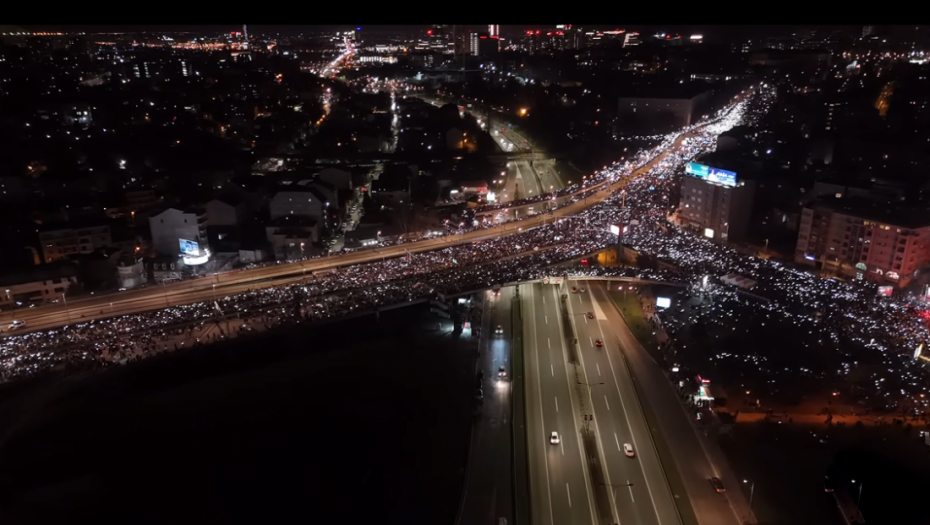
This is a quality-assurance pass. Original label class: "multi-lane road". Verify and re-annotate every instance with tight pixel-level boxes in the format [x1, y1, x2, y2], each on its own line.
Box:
[522, 281, 680, 525]
[566, 282, 681, 525]
[523, 283, 598, 525]
[579, 279, 748, 525]
[459, 287, 515, 525]
[492, 124, 563, 204]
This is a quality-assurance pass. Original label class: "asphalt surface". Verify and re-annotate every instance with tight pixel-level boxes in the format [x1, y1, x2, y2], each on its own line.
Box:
[458, 287, 515, 525]
[566, 283, 681, 525]
[584, 280, 745, 525]
[532, 159, 563, 195]
[523, 283, 596, 525]
[7, 129, 695, 336]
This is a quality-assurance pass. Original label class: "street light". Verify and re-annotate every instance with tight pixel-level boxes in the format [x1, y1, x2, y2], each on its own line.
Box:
[61, 292, 72, 325]
[851, 479, 863, 506]
[743, 479, 755, 512]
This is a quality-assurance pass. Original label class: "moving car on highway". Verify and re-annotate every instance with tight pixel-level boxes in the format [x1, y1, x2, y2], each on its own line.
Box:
[495, 325, 503, 335]
[550, 431, 560, 445]
[623, 443, 635, 457]
[6, 320, 26, 332]
[586, 312, 594, 319]
[710, 477, 726, 492]
[498, 366, 506, 378]
[594, 339, 603, 347]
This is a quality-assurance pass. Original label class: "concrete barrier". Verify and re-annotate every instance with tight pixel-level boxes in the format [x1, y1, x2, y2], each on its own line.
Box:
[511, 293, 531, 525]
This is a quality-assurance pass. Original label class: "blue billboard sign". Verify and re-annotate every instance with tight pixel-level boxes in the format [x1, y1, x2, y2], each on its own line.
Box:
[686, 162, 737, 188]
[179, 238, 201, 256]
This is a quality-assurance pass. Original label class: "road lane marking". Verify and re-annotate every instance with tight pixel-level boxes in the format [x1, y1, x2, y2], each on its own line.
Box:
[596, 363, 601, 376]
[589, 336, 593, 347]
[566, 484, 572, 508]
[555, 396, 559, 412]
[596, 292, 663, 524]
[545, 315, 548, 325]
[560, 440, 564, 456]
[604, 395, 611, 411]
[627, 480, 636, 503]
[528, 286, 556, 525]
[547, 337, 551, 349]
[583, 315, 587, 324]
[553, 285, 602, 525]
[551, 364, 554, 377]
[614, 432, 621, 451]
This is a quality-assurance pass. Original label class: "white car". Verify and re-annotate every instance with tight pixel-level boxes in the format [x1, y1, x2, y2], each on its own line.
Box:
[623, 443, 635, 457]
[7, 320, 26, 331]
[495, 325, 504, 335]
[550, 431, 560, 445]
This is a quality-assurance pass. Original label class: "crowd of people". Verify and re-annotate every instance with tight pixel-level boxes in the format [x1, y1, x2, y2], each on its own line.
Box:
[0, 90, 756, 383]
[8, 82, 928, 416]
[560, 88, 930, 414]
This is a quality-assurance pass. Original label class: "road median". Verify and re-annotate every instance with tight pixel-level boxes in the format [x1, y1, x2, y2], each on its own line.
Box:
[511, 288, 531, 525]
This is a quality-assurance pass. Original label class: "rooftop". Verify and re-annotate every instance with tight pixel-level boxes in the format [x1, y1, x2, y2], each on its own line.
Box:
[813, 196, 930, 229]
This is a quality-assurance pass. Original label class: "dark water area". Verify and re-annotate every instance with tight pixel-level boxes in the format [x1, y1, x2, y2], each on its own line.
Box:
[0, 307, 476, 525]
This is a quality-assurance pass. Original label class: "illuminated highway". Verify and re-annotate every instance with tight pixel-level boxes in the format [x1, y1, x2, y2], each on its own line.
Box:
[523, 283, 596, 525]
[566, 283, 680, 525]
[581, 279, 747, 525]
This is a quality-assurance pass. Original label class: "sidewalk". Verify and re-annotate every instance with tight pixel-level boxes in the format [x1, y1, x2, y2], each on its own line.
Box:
[637, 286, 758, 525]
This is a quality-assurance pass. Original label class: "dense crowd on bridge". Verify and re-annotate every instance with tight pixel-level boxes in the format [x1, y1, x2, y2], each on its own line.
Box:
[3, 84, 929, 417]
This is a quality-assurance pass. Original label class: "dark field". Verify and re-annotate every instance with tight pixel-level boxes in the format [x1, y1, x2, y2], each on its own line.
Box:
[0, 306, 476, 525]
[721, 420, 930, 525]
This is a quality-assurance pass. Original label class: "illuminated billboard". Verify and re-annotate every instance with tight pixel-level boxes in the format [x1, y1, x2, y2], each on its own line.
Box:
[609, 224, 621, 236]
[656, 297, 671, 309]
[686, 162, 737, 188]
[877, 286, 893, 297]
[179, 238, 201, 256]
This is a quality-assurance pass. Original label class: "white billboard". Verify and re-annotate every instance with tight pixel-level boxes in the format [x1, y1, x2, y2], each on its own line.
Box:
[656, 297, 671, 309]
[610, 224, 621, 236]
[703, 228, 714, 239]
[543, 276, 564, 285]
[179, 238, 201, 256]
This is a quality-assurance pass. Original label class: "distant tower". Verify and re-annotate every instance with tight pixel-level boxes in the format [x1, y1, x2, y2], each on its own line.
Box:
[861, 25, 874, 38]
[242, 24, 249, 41]
[489, 24, 499, 37]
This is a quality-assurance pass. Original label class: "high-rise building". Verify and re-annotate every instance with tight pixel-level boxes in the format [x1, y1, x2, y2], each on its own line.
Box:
[521, 29, 576, 54]
[678, 165, 755, 242]
[470, 32, 498, 56]
[488, 25, 499, 37]
[428, 25, 452, 53]
[862, 25, 874, 37]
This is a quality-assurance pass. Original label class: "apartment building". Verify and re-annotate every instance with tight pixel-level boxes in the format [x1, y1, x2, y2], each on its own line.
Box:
[39, 223, 112, 263]
[795, 198, 930, 287]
